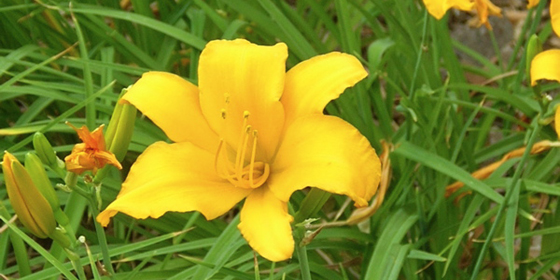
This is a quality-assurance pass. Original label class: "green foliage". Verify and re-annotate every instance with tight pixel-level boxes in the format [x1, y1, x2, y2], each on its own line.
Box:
[1, 0, 559, 279]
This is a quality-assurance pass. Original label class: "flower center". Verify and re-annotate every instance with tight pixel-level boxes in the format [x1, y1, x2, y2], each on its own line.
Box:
[214, 110, 270, 189]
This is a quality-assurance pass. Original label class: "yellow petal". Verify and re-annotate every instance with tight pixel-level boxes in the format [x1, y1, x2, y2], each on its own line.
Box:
[527, 0, 539, 9]
[422, 0, 474, 20]
[123, 71, 219, 152]
[269, 115, 381, 207]
[530, 49, 560, 86]
[198, 39, 287, 161]
[238, 186, 294, 262]
[553, 0, 560, 37]
[474, 0, 501, 29]
[97, 141, 252, 226]
[554, 105, 560, 139]
[282, 52, 367, 124]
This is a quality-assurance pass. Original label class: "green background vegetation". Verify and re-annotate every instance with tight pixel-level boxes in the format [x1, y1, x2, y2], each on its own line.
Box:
[1, 0, 560, 279]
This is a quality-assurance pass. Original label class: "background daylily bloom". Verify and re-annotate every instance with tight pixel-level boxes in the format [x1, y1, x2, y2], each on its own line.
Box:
[422, 0, 501, 28]
[423, 0, 474, 20]
[527, 0, 539, 9]
[422, 0, 474, 20]
[97, 39, 381, 262]
[530, 49, 560, 86]
[65, 123, 122, 175]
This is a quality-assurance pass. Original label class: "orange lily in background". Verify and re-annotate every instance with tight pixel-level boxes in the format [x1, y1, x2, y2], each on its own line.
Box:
[422, 0, 501, 29]
[97, 39, 381, 262]
[65, 123, 122, 175]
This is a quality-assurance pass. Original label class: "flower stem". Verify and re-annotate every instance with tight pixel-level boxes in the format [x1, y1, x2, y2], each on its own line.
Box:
[293, 188, 331, 224]
[87, 197, 116, 278]
[296, 242, 312, 280]
[64, 172, 115, 277]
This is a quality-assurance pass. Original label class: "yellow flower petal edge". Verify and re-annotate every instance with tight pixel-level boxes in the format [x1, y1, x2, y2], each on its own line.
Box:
[553, 0, 560, 37]
[238, 186, 294, 262]
[422, 0, 474, 20]
[97, 141, 252, 226]
[530, 49, 560, 86]
[527, 0, 539, 9]
[122, 72, 219, 152]
[269, 115, 381, 207]
[282, 52, 367, 124]
[98, 39, 381, 261]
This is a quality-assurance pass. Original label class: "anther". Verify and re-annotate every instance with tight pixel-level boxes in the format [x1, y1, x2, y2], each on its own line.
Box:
[221, 109, 227, 119]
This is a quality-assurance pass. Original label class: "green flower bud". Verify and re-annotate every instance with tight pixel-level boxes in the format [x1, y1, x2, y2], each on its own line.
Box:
[24, 153, 60, 210]
[2, 152, 56, 239]
[33, 132, 66, 177]
[105, 88, 137, 161]
[94, 88, 136, 184]
[526, 34, 542, 81]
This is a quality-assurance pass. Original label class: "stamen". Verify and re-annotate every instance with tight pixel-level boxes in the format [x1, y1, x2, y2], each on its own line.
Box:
[214, 139, 227, 177]
[236, 125, 251, 183]
[249, 130, 258, 187]
[213, 110, 269, 189]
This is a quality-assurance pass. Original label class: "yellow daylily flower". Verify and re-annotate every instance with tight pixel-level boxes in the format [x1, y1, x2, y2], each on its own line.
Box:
[422, 0, 501, 29]
[65, 123, 122, 175]
[97, 39, 381, 262]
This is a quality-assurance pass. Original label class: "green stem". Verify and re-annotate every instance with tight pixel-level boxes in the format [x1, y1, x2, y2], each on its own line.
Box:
[64, 171, 115, 277]
[293, 188, 331, 224]
[296, 241, 312, 280]
[65, 247, 87, 280]
[488, 29, 503, 73]
[88, 198, 116, 278]
[469, 122, 542, 279]
[408, 9, 429, 101]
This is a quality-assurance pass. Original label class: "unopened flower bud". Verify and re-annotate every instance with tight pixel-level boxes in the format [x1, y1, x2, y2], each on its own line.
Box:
[24, 153, 60, 210]
[105, 89, 137, 161]
[526, 34, 542, 82]
[94, 88, 136, 183]
[33, 132, 65, 177]
[2, 152, 56, 239]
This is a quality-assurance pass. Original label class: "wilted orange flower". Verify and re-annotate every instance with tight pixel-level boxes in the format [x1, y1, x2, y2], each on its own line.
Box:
[65, 123, 122, 175]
